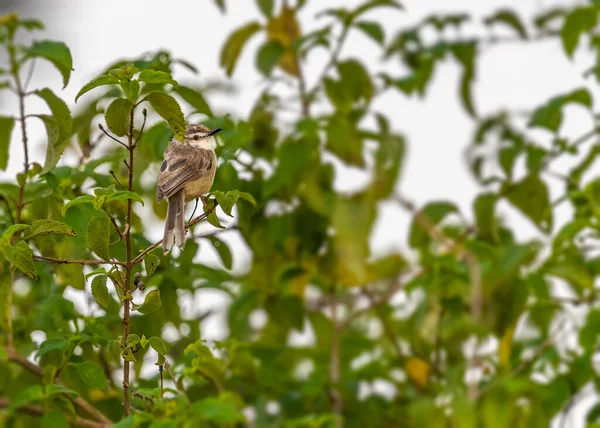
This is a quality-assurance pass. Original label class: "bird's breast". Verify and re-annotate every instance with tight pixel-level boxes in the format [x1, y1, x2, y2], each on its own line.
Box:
[184, 165, 216, 200]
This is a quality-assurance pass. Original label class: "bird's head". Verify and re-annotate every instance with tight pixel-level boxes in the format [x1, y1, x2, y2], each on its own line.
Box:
[184, 124, 222, 150]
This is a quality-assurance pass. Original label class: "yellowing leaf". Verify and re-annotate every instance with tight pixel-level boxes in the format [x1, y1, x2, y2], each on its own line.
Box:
[267, 6, 301, 76]
[405, 357, 431, 389]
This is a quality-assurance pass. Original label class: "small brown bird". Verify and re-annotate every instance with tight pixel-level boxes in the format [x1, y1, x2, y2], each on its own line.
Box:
[157, 124, 221, 253]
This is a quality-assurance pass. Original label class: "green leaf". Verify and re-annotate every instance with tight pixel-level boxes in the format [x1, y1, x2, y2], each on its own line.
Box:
[75, 74, 119, 102]
[409, 202, 458, 249]
[36, 338, 69, 358]
[41, 411, 68, 428]
[220, 22, 262, 76]
[355, 21, 385, 45]
[34, 88, 73, 141]
[73, 361, 107, 392]
[561, 7, 597, 58]
[1, 223, 29, 242]
[120, 79, 140, 102]
[256, 40, 285, 76]
[137, 289, 161, 314]
[505, 174, 552, 232]
[529, 88, 592, 132]
[237, 191, 257, 206]
[149, 336, 167, 356]
[91, 275, 111, 309]
[126, 334, 140, 349]
[474, 193, 497, 241]
[62, 195, 96, 216]
[105, 98, 132, 137]
[11, 385, 44, 409]
[350, 0, 403, 21]
[25, 40, 73, 88]
[107, 190, 144, 206]
[176, 86, 213, 116]
[208, 236, 232, 269]
[86, 215, 110, 259]
[205, 199, 225, 229]
[483, 9, 528, 39]
[452, 42, 477, 117]
[256, 0, 274, 17]
[36, 114, 68, 174]
[6, 241, 36, 279]
[138, 69, 178, 88]
[213, 190, 238, 217]
[192, 397, 244, 424]
[141, 92, 186, 141]
[144, 253, 160, 275]
[213, 0, 226, 13]
[326, 115, 364, 166]
[23, 220, 76, 240]
[0, 116, 15, 171]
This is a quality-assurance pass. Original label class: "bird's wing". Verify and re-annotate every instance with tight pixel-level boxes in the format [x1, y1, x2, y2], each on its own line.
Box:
[157, 141, 214, 201]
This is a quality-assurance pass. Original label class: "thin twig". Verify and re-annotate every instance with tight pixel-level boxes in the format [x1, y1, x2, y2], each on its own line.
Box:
[98, 124, 128, 149]
[307, 25, 350, 100]
[329, 287, 343, 428]
[0, 398, 108, 428]
[133, 108, 147, 148]
[33, 255, 125, 266]
[105, 209, 124, 241]
[22, 58, 36, 92]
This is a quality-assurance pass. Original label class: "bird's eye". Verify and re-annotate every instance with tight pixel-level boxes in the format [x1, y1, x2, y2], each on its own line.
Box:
[194, 135, 200, 140]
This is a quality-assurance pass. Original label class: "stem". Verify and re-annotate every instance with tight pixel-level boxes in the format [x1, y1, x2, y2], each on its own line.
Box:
[307, 25, 350, 100]
[32, 255, 125, 266]
[122, 107, 135, 416]
[329, 287, 343, 428]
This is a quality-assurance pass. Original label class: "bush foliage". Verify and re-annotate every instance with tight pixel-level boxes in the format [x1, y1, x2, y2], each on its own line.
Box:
[2, 0, 600, 426]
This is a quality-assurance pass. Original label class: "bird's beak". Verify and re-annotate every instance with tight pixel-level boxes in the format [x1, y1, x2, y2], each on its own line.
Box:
[207, 128, 222, 137]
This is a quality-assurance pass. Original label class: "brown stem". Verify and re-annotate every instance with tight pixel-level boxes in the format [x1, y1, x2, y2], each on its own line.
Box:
[6, 349, 111, 424]
[159, 365, 164, 399]
[122, 107, 135, 416]
[329, 287, 343, 428]
[32, 255, 125, 266]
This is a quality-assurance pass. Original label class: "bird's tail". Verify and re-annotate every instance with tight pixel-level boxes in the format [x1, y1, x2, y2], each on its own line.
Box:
[163, 190, 186, 254]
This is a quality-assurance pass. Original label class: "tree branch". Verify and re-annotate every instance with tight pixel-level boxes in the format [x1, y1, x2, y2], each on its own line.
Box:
[33, 255, 125, 266]
[0, 398, 109, 428]
[6, 348, 111, 424]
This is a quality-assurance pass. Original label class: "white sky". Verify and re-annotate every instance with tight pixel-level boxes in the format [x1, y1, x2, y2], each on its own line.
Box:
[1, 0, 598, 426]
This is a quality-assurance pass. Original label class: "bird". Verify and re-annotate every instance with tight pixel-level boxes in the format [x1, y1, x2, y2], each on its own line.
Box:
[156, 124, 222, 254]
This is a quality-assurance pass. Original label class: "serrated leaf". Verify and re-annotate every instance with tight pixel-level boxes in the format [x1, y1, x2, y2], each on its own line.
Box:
[141, 92, 186, 141]
[105, 98, 132, 137]
[86, 215, 110, 259]
[144, 253, 160, 275]
[34, 88, 72, 141]
[138, 69, 178, 88]
[120, 79, 140, 102]
[213, 190, 237, 216]
[6, 241, 36, 279]
[256, 40, 285, 77]
[25, 40, 73, 88]
[355, 21, 385, 45]
[23, 220, 76, 240]
[75, 74, 119, 102]
[91, 275, 111, 309]
[0, 116, 15, 171]
[73, 361, 107, 392]
[176, 86, 212, 116]
[137, 289, 161, 314]
[62, 195, 96, 216]
[149, 336, 167, 355]
[220, 22, 262, 76]
[208, 236, 232, 269]
[2, 224, 29, 242]
[483, 9, 527, 39]
[126, 334, 140, 347]
[36, 114, 68, 174]
[36, 338, 69, 358]
[106, 190, 144, 206]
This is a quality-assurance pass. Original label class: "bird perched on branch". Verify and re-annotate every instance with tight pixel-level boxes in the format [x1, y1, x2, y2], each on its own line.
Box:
[157, 124, 221, 254]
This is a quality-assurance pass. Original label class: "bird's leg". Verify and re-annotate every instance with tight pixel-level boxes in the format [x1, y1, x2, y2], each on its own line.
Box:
[200, 194, 208, 208]
[188, 198, 199, 223]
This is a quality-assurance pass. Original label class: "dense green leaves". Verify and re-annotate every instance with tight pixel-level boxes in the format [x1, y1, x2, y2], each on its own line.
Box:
[73, 361, 108, 391]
